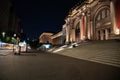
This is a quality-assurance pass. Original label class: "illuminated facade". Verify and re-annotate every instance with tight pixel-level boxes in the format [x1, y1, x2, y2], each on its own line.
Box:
[51, 31, 64, 45]
[39, 32, 65, 46]
[64, 0, 120, 44]
[39, 32, 53, 43]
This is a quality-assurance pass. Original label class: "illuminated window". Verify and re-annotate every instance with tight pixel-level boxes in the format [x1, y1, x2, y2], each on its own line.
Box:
[106, 9, 110, 17]
[102, 10, 106, 19]
[95, 8, 110, 28]
[97, 14, 101, 21]
[96, 9, 110, 21]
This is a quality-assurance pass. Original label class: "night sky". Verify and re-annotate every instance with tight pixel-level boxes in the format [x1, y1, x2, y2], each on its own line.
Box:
[14, 0, 84, 40]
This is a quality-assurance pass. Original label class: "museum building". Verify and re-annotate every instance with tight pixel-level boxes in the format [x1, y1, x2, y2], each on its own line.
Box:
[64, 0, 120, 44]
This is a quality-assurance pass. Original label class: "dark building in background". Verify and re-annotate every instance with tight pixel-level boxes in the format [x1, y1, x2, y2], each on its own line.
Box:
[0, 0, 21, 36]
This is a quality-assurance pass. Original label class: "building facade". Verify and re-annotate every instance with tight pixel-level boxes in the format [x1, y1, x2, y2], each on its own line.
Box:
[51, 31, 64, 46]
[39, 31, 65, 46]
[39, 32, 53, 44]
[0, 0, 21, 36]
[64, 0, 120, 44]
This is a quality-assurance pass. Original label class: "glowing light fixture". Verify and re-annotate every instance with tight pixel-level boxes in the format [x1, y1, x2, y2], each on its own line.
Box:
[2, 32, 5, 37]
[115, 28, 120, 35]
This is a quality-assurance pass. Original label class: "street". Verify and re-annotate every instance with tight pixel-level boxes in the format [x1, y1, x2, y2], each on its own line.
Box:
[0, 50, 120, 80]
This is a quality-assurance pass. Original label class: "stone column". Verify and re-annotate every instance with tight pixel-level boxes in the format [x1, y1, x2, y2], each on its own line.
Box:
[69, 32, 72, 43]
[105, 29, 108, 40]
[83, 15, 87, 40]
[72, 29, 75, 42]
[100, 30, 103, 40]
[87, 14, 91, 40]
[90, 21, 93, 40]
[66, 25, 69, 44]
[80, 19, 83, 40]
[110, 0, 117, 34]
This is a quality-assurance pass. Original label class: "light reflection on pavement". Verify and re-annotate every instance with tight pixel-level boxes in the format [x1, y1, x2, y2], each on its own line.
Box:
[0, 49, 12, 56]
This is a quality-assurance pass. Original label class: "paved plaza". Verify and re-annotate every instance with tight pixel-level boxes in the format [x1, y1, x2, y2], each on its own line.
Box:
[0, 51, 120, 80]
[0, 40, 120, 80]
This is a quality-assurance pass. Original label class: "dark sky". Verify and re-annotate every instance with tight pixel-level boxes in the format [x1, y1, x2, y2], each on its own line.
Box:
[14, 0, 84, 40]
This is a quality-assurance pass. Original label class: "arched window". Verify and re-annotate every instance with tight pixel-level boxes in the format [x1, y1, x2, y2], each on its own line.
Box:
[95, 8, 110, 28]
[97, 13, 101, 21]
[106, 9, 110, 17]
[96, 8, 110, 21]
[102, 9, 106, 19]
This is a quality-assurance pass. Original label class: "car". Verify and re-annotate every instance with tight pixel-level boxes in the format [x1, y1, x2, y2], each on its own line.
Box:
[37, 43, 52, 51]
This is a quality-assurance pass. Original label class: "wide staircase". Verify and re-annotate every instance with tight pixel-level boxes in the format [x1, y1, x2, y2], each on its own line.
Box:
[55, 40, 120, 67]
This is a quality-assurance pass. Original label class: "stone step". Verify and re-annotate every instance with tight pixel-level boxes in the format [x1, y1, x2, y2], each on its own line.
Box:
[56, 40, 120, 67]
[90, 57, 120, 67]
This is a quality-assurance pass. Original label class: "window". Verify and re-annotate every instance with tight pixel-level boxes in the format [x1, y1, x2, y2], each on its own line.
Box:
[106, 9, 110, 17]
[96, 8, 110, 21]
[97, 14, 101, 21]
[102, 10, 106, 19]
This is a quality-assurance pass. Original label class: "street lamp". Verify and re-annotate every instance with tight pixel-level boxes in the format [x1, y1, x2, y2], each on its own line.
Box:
[2, 32, 5, 38]
[2, 32, 6, 42]
[12, 37, 15, 52]
[14, 34, 16, 37]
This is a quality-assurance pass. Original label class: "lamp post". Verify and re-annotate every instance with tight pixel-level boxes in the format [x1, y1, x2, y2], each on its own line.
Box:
[12, 34, 16, 52]
[16, 37, 21, 55]
[12, 37, 14, 52]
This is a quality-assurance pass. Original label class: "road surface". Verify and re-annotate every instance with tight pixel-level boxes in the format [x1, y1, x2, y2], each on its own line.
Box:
[0, 50, 120, 80]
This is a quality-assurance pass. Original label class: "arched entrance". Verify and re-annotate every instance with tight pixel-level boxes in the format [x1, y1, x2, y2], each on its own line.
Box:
[75, 23, 80, 42]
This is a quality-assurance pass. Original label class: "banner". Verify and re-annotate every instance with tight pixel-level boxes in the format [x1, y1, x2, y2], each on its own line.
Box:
[116, 0, 120, 29]
[82, 16, 85, 36]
